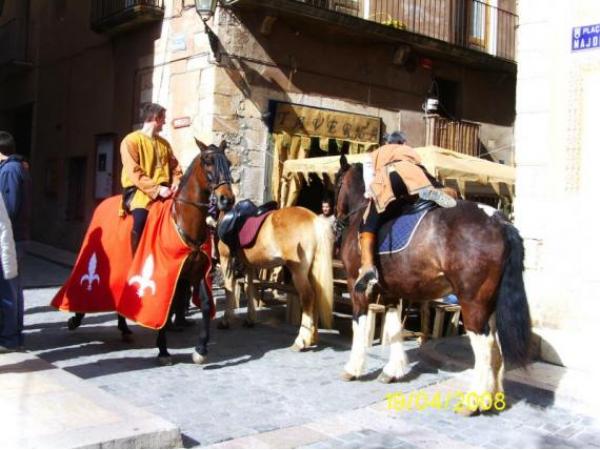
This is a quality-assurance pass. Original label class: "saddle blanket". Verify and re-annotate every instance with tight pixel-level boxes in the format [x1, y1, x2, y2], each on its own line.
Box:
[51, 195, 212, 330]
[239, 211, 274, 248]
[377, 209, 429, 255]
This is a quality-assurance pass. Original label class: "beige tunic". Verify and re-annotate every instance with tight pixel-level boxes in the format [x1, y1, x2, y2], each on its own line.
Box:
[369, 144, 432, 213]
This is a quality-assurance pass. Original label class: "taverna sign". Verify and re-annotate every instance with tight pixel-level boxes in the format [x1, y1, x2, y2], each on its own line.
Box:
[572, 24, 600, 51]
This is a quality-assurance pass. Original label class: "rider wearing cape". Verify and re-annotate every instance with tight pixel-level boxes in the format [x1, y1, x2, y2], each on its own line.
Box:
[355, 131, 457, 294]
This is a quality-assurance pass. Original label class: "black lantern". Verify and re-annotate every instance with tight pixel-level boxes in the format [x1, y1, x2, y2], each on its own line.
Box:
[195, 0, 218, 21]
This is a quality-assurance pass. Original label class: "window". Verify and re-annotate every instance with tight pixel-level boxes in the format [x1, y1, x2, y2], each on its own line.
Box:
[434, 78, 461, 120]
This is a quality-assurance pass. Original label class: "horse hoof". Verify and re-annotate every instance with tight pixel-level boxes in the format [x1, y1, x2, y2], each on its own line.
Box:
[377, 372, 396, 384]
[217, 321, 230, 330]
[158, 355, 173, 366]
[243, 319, 255, 328]
[340, 371, 357, 382]
[192, 350, 207, 365]
[121, 332, 134, 343]
[289, 343, 304, 352]
[67, 317, 81, 331]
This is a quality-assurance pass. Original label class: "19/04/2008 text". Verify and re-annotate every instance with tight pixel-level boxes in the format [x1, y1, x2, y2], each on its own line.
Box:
[385, 390, 506, 413]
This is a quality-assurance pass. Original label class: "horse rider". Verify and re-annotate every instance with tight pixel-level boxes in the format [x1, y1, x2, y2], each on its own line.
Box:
[354, 131, 457, 295]
[120, 102, 183, 255]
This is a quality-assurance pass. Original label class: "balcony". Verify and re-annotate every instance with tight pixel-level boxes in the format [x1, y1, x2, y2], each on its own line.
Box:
[297, 0, 516, 61]
[90, 0, 165, 35]
[0, 18, 31, 70]
[229, 0, 516, 72]
[424, 114, 480, 157]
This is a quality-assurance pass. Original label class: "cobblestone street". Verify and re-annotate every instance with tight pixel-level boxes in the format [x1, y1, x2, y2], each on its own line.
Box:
[19, 253, 600, 448]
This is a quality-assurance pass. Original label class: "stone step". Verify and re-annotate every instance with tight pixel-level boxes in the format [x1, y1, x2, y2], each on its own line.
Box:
[0, 351, 182, 448]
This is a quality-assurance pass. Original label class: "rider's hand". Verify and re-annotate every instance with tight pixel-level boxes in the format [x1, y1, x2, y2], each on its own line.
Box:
[158, 185, 171, 199]
[170, 183, 179, 194]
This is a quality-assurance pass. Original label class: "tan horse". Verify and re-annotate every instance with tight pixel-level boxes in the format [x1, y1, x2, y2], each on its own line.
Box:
[218, 207, 334, 350]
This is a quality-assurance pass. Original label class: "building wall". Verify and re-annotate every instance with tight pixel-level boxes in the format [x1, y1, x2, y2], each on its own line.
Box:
[210, 6, 515, 201]
[0, 0, 214, 250]
[515, 0, 600, 372]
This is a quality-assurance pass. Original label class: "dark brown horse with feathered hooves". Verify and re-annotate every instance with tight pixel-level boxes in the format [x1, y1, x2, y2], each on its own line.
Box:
[335, 156, 531, 414]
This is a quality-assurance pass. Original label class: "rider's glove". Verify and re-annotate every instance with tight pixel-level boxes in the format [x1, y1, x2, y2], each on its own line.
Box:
[157, 185, 171, 199]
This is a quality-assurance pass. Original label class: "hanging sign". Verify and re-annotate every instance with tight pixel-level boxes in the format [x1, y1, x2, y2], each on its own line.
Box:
[273, 103, 381, 144]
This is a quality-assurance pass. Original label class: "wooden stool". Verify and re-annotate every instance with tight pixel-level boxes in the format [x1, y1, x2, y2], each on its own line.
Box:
[366, 303, 386, 347]
[432, 303, 461, 339]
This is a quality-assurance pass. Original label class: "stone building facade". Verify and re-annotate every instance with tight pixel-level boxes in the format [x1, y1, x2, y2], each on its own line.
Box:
[0, 0, 517, 250]
[515, 0, 600, 373]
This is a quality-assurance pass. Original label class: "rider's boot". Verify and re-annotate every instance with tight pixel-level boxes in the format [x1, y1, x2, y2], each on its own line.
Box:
[354, 232, 378, 296]
[418, 187, 457, 208]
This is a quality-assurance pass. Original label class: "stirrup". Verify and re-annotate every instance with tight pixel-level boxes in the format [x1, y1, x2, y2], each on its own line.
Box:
[354, 266, 379, 294]
[418, 188, 456, 208]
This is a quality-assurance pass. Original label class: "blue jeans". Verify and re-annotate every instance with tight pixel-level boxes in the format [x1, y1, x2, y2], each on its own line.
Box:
[0, 274, 23, 348]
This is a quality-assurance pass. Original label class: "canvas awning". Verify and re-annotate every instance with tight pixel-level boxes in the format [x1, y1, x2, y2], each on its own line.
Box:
[279, 146, 515, 207]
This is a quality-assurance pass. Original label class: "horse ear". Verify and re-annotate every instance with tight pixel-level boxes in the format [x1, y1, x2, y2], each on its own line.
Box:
[195, 138, 208, 153]
[219, 140, 227, 152]
[339, 154, 350, 171]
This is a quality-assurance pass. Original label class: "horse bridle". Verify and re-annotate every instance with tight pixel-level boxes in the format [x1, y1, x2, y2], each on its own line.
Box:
[173, 149, 232, 249]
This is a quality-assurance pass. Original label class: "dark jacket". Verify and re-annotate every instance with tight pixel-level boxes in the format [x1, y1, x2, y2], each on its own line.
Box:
[0, 155, 32, 241]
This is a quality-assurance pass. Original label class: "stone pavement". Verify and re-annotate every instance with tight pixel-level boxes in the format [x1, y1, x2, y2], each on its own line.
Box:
[11, 245, 600, 448]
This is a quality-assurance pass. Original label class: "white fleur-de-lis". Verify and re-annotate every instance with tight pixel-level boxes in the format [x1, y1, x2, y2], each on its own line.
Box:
[80, 252, 100, 291]
[128, 255, 157, 297]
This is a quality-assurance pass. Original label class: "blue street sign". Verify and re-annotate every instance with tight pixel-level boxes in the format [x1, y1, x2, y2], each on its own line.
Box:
[572, 24, 600, 51]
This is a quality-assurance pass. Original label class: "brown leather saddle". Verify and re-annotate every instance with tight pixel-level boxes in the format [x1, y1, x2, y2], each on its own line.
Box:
[218, 200, 278, 250]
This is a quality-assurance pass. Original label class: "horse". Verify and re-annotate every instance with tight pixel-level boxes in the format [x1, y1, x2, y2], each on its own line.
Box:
[218, 207, 334, 351]
[334, 156, 531, 414]
[67, 139, 235, 365]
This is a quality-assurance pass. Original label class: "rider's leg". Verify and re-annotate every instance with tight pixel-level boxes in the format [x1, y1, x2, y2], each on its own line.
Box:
[119, 208, 149, 338]
[130, 208, 149, 256]
[414, 167, 456, 208]
[354, 201, 379, 295]
[417, 186, 457, 208]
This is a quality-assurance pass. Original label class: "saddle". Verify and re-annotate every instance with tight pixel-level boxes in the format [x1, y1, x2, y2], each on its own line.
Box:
[218, 200, 279, 250]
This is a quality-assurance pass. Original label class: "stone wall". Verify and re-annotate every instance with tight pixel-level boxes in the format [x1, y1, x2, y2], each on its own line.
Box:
[515, 0, 600, 372]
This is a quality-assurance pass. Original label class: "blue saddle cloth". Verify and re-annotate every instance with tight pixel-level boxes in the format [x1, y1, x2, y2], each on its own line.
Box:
[377, 209, 430, 255]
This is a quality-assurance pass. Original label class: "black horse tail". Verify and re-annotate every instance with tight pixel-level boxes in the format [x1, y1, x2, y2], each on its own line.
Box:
[496, 220, 532, 368]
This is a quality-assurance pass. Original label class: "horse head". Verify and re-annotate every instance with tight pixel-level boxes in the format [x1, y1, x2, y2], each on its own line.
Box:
[195, 138, 236, 211]
[334, 154, 365, 221]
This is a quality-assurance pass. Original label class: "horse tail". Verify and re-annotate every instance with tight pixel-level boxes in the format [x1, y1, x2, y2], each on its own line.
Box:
[310, 216, 335, 329]
[495, 220, 532, 367]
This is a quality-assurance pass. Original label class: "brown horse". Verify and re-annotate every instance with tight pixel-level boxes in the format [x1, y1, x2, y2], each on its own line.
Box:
[67, 140, 235, 365]
[335, 156, 531, 413]
[218, 207, 334, 350]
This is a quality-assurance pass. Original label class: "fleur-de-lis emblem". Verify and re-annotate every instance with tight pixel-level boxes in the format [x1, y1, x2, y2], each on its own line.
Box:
[80, 252, 100, 291]
[128, 255, 157, 297]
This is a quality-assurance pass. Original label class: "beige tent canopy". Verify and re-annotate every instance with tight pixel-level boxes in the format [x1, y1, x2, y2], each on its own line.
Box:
[279, 146, 515, 207]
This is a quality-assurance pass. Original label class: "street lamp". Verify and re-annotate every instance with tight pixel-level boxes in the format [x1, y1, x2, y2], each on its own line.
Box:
[195, 0, 218, 21]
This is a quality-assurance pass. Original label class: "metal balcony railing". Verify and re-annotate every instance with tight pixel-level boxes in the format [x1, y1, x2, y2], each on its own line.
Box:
[424, 114, 481, 157]
[90, 0, 165, 34]
[0, 18, 28, 65]
[296, 0, 517, 61]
